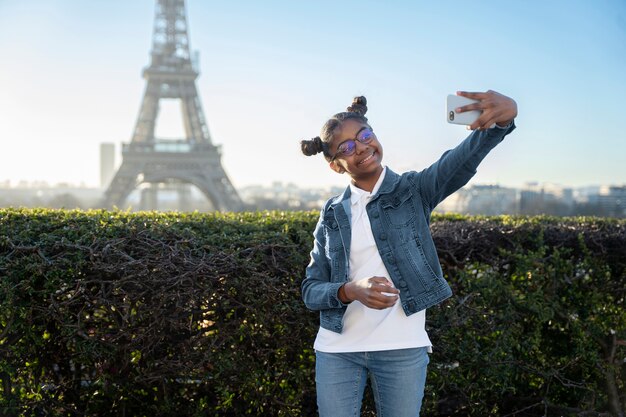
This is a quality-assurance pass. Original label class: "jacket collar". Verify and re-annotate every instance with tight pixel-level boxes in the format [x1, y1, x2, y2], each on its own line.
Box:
[373, 167, 401, 199]
[330, 167, 401, 209]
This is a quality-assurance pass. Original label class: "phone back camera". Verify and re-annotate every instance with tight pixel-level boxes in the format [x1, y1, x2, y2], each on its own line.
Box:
[448, 111, 455, 121]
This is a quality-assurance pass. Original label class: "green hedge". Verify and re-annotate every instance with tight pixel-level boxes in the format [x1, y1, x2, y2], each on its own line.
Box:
[0, 208, 624, 416]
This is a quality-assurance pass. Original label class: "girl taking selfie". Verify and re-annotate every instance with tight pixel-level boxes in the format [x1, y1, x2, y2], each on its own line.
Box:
[300, 91, 517, 417]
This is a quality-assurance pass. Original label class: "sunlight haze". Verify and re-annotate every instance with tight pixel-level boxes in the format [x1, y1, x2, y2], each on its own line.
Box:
[0, 0, 625, 190]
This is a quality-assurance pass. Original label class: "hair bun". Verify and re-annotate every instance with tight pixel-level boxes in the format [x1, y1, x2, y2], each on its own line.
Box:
[347, 96, 367, 116]
[300, 136, 325, 156]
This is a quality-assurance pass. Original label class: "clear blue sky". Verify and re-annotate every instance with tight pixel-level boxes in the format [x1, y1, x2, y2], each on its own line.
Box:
[1, 0, 625, 190]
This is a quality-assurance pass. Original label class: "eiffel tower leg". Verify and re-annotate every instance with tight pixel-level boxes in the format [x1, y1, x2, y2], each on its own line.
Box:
[177, 183, 191, 211]
[101, 159, 142, 209]
[132, 82, 160, 143]
[180, 83, 210, 142]
[140, 185, 158, 211]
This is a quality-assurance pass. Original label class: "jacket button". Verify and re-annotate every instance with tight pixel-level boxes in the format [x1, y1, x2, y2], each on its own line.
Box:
[380, 232, 387, 240]
[372, 211, 379, 218]
[399, 279, 407, 287]
[388, 257, 396, 265]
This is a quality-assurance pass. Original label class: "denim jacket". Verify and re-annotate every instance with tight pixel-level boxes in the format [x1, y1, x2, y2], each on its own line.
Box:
[302, 123, 515, 333]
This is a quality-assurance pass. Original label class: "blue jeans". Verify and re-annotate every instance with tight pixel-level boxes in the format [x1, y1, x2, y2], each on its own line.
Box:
[315, 347, 429, 417]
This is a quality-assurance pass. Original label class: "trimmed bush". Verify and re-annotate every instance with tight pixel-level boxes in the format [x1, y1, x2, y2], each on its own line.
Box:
[0, 208, 624, 416]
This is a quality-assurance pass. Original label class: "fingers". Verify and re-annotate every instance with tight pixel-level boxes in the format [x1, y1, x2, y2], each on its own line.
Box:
[343, 277, 400, 310]
[368, 282, 400, 295]
[455, 102, 482, 113]
[457, 89, 516, 130]
[362, 289, 399, 309]
[367, 277, 399, 294]
[347, 277, 400, 309]
[455, 91, 495, 114]
[470, 112, 499, 130]
[457, 90, 490, 100]
[469, 117, 497, 131]
[368, 276, 394, 285]
[361, 277, 399, 309]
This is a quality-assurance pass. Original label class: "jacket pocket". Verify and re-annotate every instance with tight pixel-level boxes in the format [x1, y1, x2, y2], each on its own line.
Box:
[381, 188, 416, 227]
[322, 217, 342, 253]
[402, 238, 442, 294]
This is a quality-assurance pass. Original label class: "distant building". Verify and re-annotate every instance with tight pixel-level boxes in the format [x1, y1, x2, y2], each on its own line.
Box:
[237, 182, 338, 211]
[100, 143, 116, 189]
[0, 184, 103, 209]
[519, 182, 574, 216]
[437, 185, 517, 215]
[587, 186, 626, 217]
[465, 185, 517, 215]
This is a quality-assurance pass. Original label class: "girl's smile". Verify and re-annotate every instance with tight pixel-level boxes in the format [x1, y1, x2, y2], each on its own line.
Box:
[357, 150, 377, 166]
[329, 119, 384, 191]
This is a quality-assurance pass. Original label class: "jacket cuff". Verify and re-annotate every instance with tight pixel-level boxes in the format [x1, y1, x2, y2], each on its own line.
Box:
[328, 281, 349, 308]
[487, 120, 516, 139]
[493, 120, 514, 129]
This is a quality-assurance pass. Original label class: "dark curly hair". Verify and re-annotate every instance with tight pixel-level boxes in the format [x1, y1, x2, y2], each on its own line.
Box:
[300, 96, 369, 161]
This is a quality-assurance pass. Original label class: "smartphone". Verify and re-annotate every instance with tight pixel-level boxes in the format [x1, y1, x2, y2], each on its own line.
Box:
[446, 94, 480, 126]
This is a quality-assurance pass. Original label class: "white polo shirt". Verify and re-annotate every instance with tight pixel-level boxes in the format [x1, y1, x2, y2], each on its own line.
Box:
[314, 167, 432, 353]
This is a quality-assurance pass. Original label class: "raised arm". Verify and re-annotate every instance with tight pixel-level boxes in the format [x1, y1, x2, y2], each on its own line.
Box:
[417, 90, 517, 212]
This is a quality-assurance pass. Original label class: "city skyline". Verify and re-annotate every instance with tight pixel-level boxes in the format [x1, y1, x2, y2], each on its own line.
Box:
[1, 0, 625, 191]
[2, 179, 624, 218]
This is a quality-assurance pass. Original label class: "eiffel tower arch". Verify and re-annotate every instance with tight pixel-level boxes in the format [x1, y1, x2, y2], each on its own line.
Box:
[103, 0, 243, 211]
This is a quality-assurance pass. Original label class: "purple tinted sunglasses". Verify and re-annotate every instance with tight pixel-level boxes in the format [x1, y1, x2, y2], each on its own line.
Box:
[330, 128, 375, 161]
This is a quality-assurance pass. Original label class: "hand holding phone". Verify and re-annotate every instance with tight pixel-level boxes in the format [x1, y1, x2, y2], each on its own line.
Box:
[446, 94, 481, 126]
[447, 90, 517, 129]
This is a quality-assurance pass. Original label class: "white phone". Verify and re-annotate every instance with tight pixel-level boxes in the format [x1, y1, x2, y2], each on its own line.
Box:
[446, 94, 480, 126]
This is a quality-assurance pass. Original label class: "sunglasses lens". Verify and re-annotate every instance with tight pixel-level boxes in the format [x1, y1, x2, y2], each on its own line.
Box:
[339, 140, 356, 156]
[359, 129, 374, 143]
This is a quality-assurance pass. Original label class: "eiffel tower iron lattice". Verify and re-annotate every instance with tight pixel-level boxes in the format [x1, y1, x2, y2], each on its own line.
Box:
[102, 0, 243, 211]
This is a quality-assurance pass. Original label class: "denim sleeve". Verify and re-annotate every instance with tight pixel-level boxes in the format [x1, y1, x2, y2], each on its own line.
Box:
[417, 122, 516, 213]
[301, 209, 347, 311]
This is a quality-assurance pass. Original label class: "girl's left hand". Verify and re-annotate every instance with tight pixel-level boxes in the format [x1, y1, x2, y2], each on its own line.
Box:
[456, 90, 517, 131]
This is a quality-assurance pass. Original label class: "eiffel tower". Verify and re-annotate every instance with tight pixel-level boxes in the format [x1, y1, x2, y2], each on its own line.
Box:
[102, 0, 243, 211]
